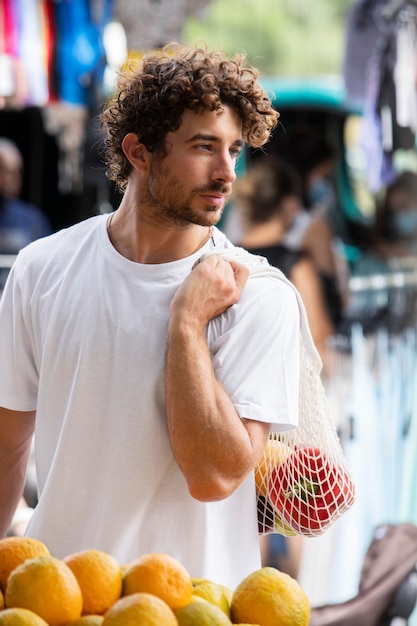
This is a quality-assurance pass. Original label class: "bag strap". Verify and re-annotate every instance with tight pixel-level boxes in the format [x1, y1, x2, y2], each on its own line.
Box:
[199, 247, 323, 374]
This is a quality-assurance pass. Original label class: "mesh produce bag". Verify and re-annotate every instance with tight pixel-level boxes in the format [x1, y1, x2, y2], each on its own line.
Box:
[250, 259, 356, 537]
[201, 248, 356, 538]
[255, 331, 356, 537]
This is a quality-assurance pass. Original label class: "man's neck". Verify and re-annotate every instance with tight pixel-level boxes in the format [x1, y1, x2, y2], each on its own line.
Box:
[107, 208, 213, 264]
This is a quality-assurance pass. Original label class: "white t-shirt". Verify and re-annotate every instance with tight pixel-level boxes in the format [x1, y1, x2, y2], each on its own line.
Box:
[0, 215, 300, 589]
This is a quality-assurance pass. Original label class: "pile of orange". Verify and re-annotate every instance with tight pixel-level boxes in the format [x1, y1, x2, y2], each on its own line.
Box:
[0, 535, 310, 626]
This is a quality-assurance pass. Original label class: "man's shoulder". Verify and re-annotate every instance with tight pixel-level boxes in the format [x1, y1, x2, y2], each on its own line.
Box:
[14, 215, 103, 271]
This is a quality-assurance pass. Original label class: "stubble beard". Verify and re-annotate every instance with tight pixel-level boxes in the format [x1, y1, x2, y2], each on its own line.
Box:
[144, 159, 230, 229]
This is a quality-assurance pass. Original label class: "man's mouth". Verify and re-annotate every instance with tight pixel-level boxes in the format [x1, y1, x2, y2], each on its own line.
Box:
[199, 193, 227, 207]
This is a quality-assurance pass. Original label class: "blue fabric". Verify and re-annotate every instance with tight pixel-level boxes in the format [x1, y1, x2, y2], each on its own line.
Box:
[53, 0, 113, 105]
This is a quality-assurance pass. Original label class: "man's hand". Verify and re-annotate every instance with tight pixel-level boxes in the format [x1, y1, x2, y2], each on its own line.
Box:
[170, 254, 250, 327]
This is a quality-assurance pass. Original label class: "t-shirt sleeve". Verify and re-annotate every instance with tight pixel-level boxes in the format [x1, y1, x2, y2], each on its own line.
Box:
[0, 260, 39, 411]
[208, 275, 300, 431]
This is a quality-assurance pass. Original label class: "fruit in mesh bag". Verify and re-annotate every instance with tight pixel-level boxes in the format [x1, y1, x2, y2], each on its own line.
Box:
[255, 438, 295, 535]
[268, 445, 355, 534]
[231, 566, 310, 626]
[257, 495, 296, 536]
[255, 438, 291, 498]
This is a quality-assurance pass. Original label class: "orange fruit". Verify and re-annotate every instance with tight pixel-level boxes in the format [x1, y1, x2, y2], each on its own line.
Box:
[231, 566, 310, 626]
[0, 607, 49, 625]
[64, 617, 104, 625]
[5, 555, 83, 626]
[122, 553, 192, 610]
[64, 548, 122, 615]
[255, 439, 291, 498]
[0, 537, 50, 594]
[102, 592, 177, 625]
[176, 601, 232, 625]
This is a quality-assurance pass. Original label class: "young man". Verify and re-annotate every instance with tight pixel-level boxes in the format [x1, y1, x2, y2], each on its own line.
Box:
[0, 44, 301, 588]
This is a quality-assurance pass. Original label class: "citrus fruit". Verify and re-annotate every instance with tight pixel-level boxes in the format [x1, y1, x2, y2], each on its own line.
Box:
[0, 536, 50, 594]
[191, 579, 232, 617]
[176, 601, 232, 625]
[64, 548, 122, 615]
[64, 617, 104, 625]
[5, 555, 83, 626]
[122, 552, 192, 610]
[102, 592, 177, 625]
[231, 566, 310, 626]
[0, 607, 49, 625]
[189, 594, 209, 603]
[255, 439, 291, 498]
[0, 588, 4, 610]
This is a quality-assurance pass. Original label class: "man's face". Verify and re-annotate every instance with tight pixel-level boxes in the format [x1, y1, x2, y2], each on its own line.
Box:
[144, 106, 244, 228]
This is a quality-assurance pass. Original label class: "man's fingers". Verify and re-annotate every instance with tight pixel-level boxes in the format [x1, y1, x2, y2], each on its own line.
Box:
[229, 260, 250, 289]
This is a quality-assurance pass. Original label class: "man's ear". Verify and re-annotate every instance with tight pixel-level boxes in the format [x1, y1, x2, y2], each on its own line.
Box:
[121, 133, 150, 172]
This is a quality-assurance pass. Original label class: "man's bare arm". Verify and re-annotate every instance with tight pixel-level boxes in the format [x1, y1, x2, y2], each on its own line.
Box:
[166, 255, 270, 502]
[0, 407, 35, 537]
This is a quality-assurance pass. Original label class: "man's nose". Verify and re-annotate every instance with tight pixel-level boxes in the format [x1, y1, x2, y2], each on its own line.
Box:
[211, 152, 237, 184]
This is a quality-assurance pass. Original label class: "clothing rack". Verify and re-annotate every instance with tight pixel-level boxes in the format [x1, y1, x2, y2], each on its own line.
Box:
[349, 269, 417, 292]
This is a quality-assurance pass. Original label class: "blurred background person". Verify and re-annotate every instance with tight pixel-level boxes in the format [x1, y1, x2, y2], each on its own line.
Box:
[276, 127, 347, 328]
[0, 137, 44, 533]
[233, 156, 335, 370]
[0, 137, 52, 255]
[0, 137, 52, 294]
[372, 171, 417, 261]
[233, 156, 337, 579]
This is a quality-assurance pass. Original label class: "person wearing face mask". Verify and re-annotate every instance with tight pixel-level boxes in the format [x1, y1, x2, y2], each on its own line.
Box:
[275, 128, 346, 328]
[373, 171, 417, 259]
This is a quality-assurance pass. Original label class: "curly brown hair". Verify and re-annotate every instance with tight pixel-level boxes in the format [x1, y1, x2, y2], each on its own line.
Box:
[100, 43, 279, 192]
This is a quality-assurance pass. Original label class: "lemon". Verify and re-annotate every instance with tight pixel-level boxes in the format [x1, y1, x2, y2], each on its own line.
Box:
[102, 592, 177, 625]
[5, 555, 83, 626]
[176, 601, 232, 625]
[231, 566, 310, 626]
[0, 607, 49, 625]
[191, 579, 232, 617]
[0, 537, 50, 595]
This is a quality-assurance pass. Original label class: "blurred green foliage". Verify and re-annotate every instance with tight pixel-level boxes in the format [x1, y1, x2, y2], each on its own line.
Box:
[184, 0, 355, 77]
